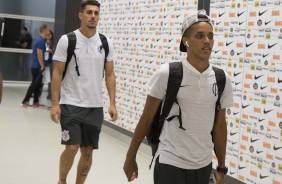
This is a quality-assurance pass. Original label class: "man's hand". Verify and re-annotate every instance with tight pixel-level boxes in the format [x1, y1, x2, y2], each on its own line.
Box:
[40, 65, 45, 71]
[50, 104, 61, 123]
[108, 104, 118, 121]
[214, 171, 225, 184]
[123, 157, 138, 182]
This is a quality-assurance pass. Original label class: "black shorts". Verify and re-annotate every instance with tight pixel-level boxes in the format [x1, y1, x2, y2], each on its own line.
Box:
[60, 104, 104, 149]
[154, 157, 212, 184]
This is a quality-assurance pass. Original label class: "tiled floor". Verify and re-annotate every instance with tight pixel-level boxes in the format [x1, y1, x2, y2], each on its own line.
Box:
[0, 84, 153, 184]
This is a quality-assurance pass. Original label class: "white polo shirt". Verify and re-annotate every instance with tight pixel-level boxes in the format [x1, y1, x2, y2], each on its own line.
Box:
[53, 29, 115, 107]
[149, 58, 234, 170]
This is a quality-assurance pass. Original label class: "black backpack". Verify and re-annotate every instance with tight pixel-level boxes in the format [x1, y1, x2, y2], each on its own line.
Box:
[146, 62, 226, 168]
[62, 31, 109, 79]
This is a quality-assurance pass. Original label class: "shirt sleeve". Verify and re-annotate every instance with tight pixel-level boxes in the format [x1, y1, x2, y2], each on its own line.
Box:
[148, 63, 169, 100]
[220, 72, 234, 109]
[52, 35, 68, 63]
[106, 37, 115, 62]
[37, 39, 45, 51]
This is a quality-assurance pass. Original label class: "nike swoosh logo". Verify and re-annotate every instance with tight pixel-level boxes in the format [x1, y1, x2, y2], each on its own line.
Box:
[260, 86, 267, 90]
[256, 150, 263, 154]
[264, 109, 273, 114]
[237, 52, 243, 56]
[273, 145, 282, 151]
[230, 132, 238, 136]
[234, 72, 241, 77]
[235, 82, 241, 85]
[239, 21, 245, 25]
[226, 41, 233, 46]
[263, 53, 270, 58]
[239, 166, 247, 170]
[259, 10, 267, 16]
[260, 174, 269, 179]
[258, 118, 265, 122]
[233, 112, 239, 115]
[237, 11, 245, 17]
[242, 104, 251, 109]
[219, 12, 226, 17]
[215, 50, 220, 54]
[250, 138, 260, 143]
[216, 21, 221, 25]
[268, 43, 278, 49]
[232, 141, 238, 145]
[265, 20, 272, 25]
[278, 78, 282, 83]
[230, 171, 236, 175]
[246, 42, 255, 47]
[254, 74, 263, 80]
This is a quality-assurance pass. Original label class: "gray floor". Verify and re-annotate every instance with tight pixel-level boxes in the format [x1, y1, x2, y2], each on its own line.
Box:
[0, 84, 153, 184]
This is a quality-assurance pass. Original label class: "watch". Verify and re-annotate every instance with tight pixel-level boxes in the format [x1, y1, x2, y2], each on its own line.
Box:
[216, 166, 228, 175]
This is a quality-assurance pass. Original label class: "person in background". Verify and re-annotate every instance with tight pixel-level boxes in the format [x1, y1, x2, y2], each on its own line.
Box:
[123, 10, 234, 184]
[50, 1, 118, 184]
[15, 26, 33, 49]
[45, 29, 54, 102]
[21, 24, 49, 108]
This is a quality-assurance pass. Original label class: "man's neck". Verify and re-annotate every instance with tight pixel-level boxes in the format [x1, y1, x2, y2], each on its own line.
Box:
[79, 27, 96, 38]
[186, 56, 210, 73]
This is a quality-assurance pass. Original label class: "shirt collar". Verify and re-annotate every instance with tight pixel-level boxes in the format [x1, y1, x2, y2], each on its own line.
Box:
[181, 58, 212, 77]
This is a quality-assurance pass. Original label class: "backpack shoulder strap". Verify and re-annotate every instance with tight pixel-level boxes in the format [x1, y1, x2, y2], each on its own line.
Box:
[63, 32, 79, 79]
[99, 33, 109, 63]
[212, 66, 226, 111]
[160, 62, 183, 121]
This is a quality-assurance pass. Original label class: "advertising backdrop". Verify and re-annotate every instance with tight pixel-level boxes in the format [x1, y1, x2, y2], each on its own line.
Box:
[99, 0, 282, 183]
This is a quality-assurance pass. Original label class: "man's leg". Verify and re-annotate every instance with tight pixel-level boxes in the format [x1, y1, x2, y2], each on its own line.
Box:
[22, 69, 39, 104]
[75, 146, 94, 184]
[58, 144, 80, 184]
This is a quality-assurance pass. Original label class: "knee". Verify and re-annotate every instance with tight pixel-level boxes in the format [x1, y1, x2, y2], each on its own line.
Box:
[65, 145, 79, 156]
[80, 146, 93, 157]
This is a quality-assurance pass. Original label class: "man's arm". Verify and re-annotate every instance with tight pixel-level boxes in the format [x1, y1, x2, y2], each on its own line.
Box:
[50, 60, 65, 123]
[213, 108, 227, 183]
[124, 95, 161, 181]
[0, 71, 2, 104]
[37, 48, 45, 71]
[104, 60, 118, 121]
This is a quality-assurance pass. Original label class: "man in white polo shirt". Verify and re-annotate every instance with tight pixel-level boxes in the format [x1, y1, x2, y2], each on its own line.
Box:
[50, 1, 117, 184]
[124, 10, 233, 184]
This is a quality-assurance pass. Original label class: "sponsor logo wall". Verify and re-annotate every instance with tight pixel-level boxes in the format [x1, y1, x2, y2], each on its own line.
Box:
[99, 0, 197, 131]
[210, 0, 282, 183]
[99, 0, 282, 183]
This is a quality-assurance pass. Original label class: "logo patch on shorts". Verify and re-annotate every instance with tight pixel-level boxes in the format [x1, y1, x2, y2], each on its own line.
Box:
[61, 130, 70, 142]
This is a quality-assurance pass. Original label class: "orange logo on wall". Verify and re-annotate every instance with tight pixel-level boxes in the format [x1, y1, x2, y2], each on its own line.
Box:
[272, 10, 280, 16]
[267, 77, 275, 83]
[249, 12, 256, 17]
[258, 44, 265, 49]
[250, 170, 257, 177]
[263, 142, 271, 149]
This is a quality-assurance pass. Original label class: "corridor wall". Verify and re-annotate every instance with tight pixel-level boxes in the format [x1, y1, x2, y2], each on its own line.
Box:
[99, 0, 282, 183]
[209, 1, 282, 184]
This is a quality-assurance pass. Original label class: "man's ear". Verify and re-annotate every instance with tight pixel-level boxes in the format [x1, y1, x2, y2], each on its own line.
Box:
[79, 12, 82, 20]
[182, 37, 189, 47]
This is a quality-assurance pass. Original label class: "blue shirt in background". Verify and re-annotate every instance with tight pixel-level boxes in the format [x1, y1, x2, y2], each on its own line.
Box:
[31, 36, 46, 69]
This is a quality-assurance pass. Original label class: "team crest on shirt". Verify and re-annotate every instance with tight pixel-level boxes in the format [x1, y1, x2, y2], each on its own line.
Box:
[212, 82, 218, 96]
[61, 130, 70, 141]
[98, 45, 103, 53]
